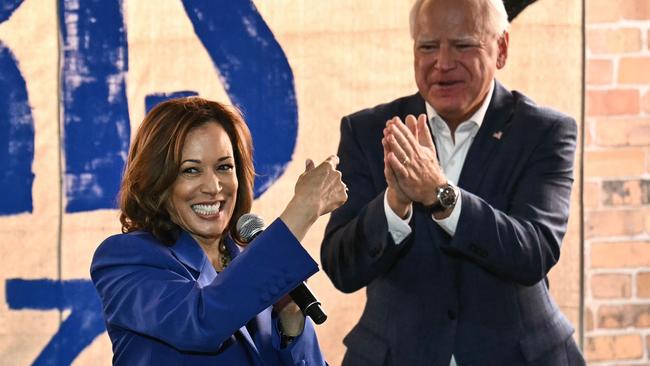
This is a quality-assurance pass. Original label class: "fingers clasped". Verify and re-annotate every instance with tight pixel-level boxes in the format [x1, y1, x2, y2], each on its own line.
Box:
[382, 114, 446, 204]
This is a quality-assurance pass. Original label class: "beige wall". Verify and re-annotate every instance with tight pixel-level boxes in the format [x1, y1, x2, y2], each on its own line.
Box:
[0, 1, 584, 365]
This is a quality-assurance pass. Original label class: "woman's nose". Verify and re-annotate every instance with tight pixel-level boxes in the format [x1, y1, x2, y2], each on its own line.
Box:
[200, 173, 222, 194]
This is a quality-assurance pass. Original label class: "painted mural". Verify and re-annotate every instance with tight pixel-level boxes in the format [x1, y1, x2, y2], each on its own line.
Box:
[2, 0, 297, 364]
[0, 0, 580, 365]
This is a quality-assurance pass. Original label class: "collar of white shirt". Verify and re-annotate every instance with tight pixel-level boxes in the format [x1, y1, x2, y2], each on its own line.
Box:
[424, 79, 495, 134]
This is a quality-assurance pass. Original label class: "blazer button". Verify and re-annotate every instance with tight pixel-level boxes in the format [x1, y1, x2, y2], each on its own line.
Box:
[448, 310, 457, 320]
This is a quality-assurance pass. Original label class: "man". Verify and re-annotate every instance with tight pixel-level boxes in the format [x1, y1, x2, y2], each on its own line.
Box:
[321, 0, 586, 365]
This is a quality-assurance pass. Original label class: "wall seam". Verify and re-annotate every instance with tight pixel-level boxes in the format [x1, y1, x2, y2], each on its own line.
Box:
[55, 0, 63, 328]
[580, 0, 587, 351]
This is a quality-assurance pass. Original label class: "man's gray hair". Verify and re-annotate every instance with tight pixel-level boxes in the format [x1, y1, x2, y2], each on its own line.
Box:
[409, 0, 510, 38]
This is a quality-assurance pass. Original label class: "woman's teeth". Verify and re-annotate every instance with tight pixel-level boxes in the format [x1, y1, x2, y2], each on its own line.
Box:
[191, 203, 221, 215]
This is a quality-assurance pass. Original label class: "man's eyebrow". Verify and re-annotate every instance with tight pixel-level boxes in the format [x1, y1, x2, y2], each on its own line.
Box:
[450, 35, 479, 42]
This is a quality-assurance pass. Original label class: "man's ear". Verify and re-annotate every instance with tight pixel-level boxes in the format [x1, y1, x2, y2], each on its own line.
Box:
[497, 31, 509, 69]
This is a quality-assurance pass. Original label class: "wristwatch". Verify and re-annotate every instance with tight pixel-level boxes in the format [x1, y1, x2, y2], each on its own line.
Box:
[427, 183, 459, 214]
[279, 328, 295, 348]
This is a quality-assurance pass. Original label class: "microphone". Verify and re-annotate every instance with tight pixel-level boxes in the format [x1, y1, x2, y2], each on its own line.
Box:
[236, 213, 327, 325]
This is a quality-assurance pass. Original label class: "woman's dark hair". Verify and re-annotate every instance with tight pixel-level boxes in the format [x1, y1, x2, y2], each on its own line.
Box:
[119, 97, 254, 245]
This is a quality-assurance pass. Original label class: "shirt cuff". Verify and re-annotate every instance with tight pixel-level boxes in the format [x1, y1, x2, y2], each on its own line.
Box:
[383, 190, 412, 245]
[432, 190, 462, 236]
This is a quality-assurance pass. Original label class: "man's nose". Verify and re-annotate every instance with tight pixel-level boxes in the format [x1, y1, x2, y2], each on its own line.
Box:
[436, 45, 456, 71]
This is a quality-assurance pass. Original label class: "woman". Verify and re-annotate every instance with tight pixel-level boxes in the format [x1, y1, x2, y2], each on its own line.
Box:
[90, 97, 346, 365]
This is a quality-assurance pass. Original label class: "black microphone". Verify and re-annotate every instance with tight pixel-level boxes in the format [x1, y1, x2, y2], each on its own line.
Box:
[236, 213, 327, 325]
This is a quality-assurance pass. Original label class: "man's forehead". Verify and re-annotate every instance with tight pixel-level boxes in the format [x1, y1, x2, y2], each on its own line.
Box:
[416, 0, 489, 35]
[416, 33, 482, 41]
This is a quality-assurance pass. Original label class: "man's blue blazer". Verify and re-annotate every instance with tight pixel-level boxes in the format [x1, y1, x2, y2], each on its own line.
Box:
[91, 219, 327, 365]
[322, 81, 583, 365]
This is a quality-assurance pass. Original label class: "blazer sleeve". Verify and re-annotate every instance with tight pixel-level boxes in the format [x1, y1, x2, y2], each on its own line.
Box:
[90, 219, 319, 353]
[444, 115, 578, 286]
[321, 116, 413, 293]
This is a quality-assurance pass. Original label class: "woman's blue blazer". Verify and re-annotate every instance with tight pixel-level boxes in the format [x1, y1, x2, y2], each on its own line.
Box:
[90, 219, 327, 365]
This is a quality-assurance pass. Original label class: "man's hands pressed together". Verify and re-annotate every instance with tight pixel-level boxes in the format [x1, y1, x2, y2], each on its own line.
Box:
[382, 113, 452, 219]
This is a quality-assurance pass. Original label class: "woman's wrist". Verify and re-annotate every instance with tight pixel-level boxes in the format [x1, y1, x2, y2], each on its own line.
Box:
[279, 198, 318, 242]
[278, 325, 297, 348]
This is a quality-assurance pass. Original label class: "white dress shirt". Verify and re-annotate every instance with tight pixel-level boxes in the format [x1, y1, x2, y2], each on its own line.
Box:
[384, 80, 495, 244]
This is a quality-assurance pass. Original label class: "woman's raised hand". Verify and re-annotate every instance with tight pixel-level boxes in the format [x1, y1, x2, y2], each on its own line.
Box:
[280, 155, 348, 241]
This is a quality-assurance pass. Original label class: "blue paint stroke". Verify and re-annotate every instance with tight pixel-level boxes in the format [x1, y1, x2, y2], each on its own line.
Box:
[6, 279, 105, 366]
[145, 90, 199, 114]
[0, 0, 23, 22]
[59, 0, 130, 212]
[182, 0, 298, 198]
[0, 41, 35, 215]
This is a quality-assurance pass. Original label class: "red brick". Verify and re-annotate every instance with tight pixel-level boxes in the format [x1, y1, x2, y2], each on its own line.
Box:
[587, 28, 642, 54]
[585, 118, 596, 147]
[643, 90, 650, 114]
[620, 0, 650, 20]
[587, 59, 614, 85]
[619, 57, 650, 84]
[586, 0, 621, 23]
[587, 0, 650, 22]
[591, 241, 650, 268]
[602, 180, 643, 206]
[592, 274, 632, 298]
[584, 180, 601, 209]
[586, 306, 594, 332]
[637, 272, 650, 298]
[643, 181, 650, 204]
[593, 118, 650, 147]
[597, 304, 650, 328]
[586, 89, 640, 117]
[584, 149, 645, 178]
[585, 334, 643, 361]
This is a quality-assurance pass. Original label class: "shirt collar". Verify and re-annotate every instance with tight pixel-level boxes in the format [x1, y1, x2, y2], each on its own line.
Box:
[425, 79, 495, 130]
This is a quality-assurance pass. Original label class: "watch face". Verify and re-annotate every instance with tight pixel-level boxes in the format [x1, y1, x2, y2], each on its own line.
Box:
[439, 185, 457, 208]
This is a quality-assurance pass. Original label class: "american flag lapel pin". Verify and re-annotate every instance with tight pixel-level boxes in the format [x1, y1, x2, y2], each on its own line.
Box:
[492, 131, 503, 140]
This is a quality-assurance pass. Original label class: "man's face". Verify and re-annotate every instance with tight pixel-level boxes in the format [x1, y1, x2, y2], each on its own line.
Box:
[413, 0, 508, 125]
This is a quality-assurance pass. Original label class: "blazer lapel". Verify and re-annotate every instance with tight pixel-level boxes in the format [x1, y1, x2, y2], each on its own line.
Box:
[171, 233, 265, 364]
[169, 231, 207, 281]
[457, 80, 515, 192]
[399, 92, 427, 119]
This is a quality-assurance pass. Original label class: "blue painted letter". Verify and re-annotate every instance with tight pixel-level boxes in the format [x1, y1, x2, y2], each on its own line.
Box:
[0, 0, 35, 215]
[60, 0, 130, 212]
[145, 90, 199, 114]
[182, 0, 298, 197]
[6, 279, 105, 365]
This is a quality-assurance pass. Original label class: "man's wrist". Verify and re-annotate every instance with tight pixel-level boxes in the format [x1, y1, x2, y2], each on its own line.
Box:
[386, 187, 411, 219]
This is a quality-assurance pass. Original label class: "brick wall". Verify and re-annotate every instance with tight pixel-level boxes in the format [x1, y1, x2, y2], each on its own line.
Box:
[585, 0, 650, 364]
